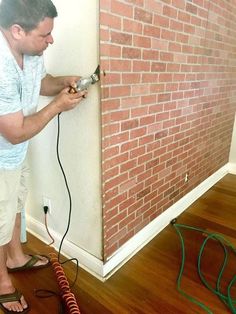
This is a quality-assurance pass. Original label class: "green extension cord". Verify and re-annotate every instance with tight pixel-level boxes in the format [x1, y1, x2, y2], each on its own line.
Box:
[171, 219, 236, 313]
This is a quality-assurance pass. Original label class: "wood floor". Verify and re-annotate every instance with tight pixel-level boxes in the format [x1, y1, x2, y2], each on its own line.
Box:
[6, 173, 236, 314]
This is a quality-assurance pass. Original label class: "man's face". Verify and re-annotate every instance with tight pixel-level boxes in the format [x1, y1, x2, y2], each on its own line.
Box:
[20, 17, 54, 56]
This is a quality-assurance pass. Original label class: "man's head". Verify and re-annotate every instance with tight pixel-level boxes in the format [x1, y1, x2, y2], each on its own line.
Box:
[0, 0, 57, 32]
[0, 0, 58, 56]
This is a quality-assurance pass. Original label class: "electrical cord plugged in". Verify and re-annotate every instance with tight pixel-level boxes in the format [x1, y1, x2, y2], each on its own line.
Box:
[43, 205, 55, 246]
[44, 205, 49, 214]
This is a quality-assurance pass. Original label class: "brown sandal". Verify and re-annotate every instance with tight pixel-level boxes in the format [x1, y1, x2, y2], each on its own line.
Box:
[0, 290, 30, 313]
[7, 254, 50, 273]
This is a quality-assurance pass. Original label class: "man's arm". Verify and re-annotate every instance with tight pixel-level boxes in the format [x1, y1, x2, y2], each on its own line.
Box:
[40, 74, 80, 96]
[0, 88, 85, 144]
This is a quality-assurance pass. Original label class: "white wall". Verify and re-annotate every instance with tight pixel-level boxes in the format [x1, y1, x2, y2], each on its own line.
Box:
[26, 0, 102, 259]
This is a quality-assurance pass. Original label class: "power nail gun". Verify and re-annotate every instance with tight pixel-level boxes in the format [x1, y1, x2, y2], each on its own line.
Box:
[69, 65, 100, 93]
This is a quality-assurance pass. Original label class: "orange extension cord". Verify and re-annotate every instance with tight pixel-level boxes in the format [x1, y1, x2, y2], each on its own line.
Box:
[49, 253, 81, 314]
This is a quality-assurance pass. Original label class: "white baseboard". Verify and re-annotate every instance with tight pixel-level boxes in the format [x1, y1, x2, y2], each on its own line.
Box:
[27, 163, 229, 280]
[26, 217, 105, 280]
[228, 162, 236, 174]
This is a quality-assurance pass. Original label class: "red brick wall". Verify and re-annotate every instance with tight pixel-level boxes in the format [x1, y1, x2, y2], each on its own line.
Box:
[100, 0, 236, 260]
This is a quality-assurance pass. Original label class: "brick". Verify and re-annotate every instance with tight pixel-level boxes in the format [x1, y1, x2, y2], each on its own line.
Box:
[143, 49, 159, 60]
[130, 146, 146, 159]
[186, 3, 198, 15]
[143, 25, 160, 37]
[100, 0, 110, 10]
[142, 73, 158, 83]
[129, 165, 144, 180]
[152, 38, 168, 50]
[100, 44, 121, 58]
[163, 5, 177, 18]
[158, 93, 171, 102]
[133, 35, 151, 48]
[103, 167, 119, 182]
[106, 224, 119, 239]
[109, 132, 130, 146]
[132, 84, 150, 96]
[121, 119, 139, 131]
[111, 31, 132, 45]
[102, 123, 120, 137]
[161, 29, 176, 41]
[103, 146, 119, 160]
[134, 8, 153, 24]
[141, 94, 156, 104]
[100, 28, 110, 41]
[123, 19, 143, 34]
[131, 107, 148, 117]
[153, 15, 170, 28]
[122, 47, 141, 59]
[119, 213, 136, 229]
[160, 52, 174, 62]
[121, 139, 138, 153]
[172, 0, 185, 9]
[137, 187, 151, 199]
[102, 99, 120, 112]
[170, 20, 183, 32]
[130, 126, 147, 139]
[138, 152, 153, 165]
[140, 115, 155, 125]
[133, 60, 151, 72]
[146, 158, 159, 170]
[125, 0, 144, 6]
[145, 0, 162, 13]
[150, 84, 165, 94]
[110, 85, 131, 98]
[110, 59, 132, 71]
[120, 160, 137, 174]
[111, 1, 133, 18]
[121, 96, 141, 108]
[159, 73, 173, 82]
[178, 11, 191, 23]
[100, 12, 121, 30]
[155, 130, 168, 140]
[102, 72, 121, 85]
[103, 152, 129, 172]
[151, 62, 166, 72]
[169, 42, 181, 52]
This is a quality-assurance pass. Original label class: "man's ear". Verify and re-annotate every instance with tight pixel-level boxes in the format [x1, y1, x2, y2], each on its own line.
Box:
[10, 24, 25, 40]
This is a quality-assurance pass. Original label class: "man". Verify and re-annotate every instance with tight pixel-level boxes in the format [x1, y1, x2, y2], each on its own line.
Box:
[0, 0, 86, 312]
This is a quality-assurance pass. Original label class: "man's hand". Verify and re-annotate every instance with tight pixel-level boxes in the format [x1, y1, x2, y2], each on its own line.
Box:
[40, 74, 81, 96]
[50, 87, 87, 113]
[62, 76, 81, 91]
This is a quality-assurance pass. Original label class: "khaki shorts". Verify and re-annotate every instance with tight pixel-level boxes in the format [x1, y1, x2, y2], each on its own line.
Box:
[0, 161, 29, 246]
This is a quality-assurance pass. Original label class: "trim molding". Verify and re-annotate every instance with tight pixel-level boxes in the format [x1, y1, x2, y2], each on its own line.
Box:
[26, 217, 105, 280]
[27, 163, 230, 280]
[228, 162, 236, 174]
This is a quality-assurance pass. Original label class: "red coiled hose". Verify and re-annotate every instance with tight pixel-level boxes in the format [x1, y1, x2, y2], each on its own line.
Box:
[49, 253, 81, 314]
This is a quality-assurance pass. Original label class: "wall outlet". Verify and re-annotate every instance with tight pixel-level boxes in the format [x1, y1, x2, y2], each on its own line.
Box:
[43, 196, 52, 214]
[184, 172, 189, 183]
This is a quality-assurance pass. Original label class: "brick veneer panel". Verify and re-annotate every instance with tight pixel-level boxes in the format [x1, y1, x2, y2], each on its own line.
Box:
[100, 0, 236, 260]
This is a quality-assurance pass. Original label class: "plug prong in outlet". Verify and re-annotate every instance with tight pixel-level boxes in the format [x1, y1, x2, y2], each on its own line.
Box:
[184, 173, 189, 183]
[43, 196, 52, 214]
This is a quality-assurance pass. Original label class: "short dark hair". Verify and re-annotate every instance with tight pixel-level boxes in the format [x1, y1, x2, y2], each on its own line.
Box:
[0, 0, 58, 32]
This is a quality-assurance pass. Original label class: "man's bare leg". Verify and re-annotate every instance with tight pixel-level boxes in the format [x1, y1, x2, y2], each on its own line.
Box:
[6, 213, 48, 269]
[0, 245, 28, 312]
